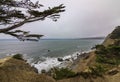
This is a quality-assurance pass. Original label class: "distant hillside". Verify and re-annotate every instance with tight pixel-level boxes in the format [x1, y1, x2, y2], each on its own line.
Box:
[78, 37, 105, 40]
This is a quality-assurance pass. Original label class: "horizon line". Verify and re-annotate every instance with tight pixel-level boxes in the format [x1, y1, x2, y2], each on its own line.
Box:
[0, 36, 105, 40]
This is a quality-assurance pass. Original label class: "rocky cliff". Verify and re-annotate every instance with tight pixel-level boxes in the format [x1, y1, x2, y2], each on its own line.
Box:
[103, 26, 120, 46]
[57, 26, 120, 82]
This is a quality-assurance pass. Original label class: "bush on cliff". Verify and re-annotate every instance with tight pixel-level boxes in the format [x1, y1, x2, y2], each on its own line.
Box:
[12, 54, 23, 60]
[53, 68, 76, 80]
[95, 44, 120, 65]
[89, 65, 106, 76]
[110, 26, 120, 39]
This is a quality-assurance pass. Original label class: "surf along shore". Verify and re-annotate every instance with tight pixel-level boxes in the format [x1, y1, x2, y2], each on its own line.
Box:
[1, 26, 120, 82]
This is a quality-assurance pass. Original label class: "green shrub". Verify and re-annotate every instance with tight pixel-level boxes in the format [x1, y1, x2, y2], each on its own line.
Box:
[96, 55, 107, 63]
[107, 46, 120, 56]
[12, 54, 23, 60]
[96, 54, 120, 65]
[94, 45, 105, 50]
[110, 26, 120, 39]
[76, 65, 105, 78]
[95, 45, 108, 55]
[89, 65, 106, 76]
[95, 44, 120, 65]
[78, 72, 90, 79]
[53, 68, 76, 80]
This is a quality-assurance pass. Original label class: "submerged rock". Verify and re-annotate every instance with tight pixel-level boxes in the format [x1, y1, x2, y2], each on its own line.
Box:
[41, 69, 46, 74]
[31, 66, 38, 73]
[65, 59, 70, 61]
[57, 58, 63, 62]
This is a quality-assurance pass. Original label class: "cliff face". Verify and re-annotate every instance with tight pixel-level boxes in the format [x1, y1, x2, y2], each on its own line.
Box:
[0, 57, 55, 82]
[103, 34, 115, 46]
[103, 26, 120, 46]
[57, 26, 120, 82]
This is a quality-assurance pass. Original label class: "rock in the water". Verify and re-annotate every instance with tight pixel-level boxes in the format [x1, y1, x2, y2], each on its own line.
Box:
[31, 66, 38, 73]
[57, 58, 63, 62]
[65, 59, 70, 61]
[41, 69, 46, 74]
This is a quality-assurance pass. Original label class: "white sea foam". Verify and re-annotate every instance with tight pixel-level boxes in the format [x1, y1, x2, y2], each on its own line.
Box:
[30, 51, 86, 73]
[5, 50, 92, 74]
[31, 57, 61, 73]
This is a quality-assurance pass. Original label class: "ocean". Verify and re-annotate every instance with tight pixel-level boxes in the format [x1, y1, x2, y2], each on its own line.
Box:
[0, 39, 104, 72]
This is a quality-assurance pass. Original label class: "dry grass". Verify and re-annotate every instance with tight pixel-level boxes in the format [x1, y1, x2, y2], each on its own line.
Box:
[72, 51, 96, 73]
[0, 57, 55, 82]
[1, 52, 120, 82]
[103, 34, 115, 47]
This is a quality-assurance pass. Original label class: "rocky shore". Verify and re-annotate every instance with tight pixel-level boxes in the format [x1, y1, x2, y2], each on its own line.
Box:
[0, 26, 120, 82]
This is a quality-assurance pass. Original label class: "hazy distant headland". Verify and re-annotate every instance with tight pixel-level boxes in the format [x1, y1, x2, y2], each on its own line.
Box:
[40, 37, 105, 40]
[0, 37, 105, 41]
[75, 36, 105, 40]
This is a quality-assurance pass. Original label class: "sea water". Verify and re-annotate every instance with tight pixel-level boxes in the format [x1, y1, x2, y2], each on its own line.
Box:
[0, 39, 104, 72]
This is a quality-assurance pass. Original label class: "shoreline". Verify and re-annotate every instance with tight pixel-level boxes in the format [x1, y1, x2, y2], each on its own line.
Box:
[0, 49, 94, 73]
[31, 50, 93, 73]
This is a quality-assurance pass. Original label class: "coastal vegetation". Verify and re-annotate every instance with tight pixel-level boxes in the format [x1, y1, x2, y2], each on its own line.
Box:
[12, 54, 23, 60]
[75, 64, 106, 79]
[110, 26, 120, 39]
[93, 44, 120, 77]
[90, 27, 120, 77]
[95, 44, 120, 65]
[52, 68, 76, 80]
[88, 65, 106, 77]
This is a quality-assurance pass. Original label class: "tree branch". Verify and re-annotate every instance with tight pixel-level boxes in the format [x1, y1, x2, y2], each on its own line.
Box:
[0, 1, 65, 41]
[4, 30, 43, 41]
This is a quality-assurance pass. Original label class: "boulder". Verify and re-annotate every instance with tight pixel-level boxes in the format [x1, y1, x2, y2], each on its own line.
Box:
[58, 58, 63, 62]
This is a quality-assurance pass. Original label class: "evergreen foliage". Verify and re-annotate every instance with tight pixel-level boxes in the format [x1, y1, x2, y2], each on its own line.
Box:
[53, 68, 76, 80]
[0, 0, 65, 41]
[89, 65, 106, 76]
[95, 44, 120, 65]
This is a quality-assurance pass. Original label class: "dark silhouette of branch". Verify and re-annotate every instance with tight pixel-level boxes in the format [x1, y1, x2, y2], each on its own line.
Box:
[0, 0, 65, 41]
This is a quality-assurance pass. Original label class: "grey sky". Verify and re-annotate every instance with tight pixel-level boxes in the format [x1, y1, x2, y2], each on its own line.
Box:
[1, 0, 120, 39]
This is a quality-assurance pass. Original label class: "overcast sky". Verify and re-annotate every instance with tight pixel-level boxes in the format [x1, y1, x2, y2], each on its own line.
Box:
[1, 0, 120, 39]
